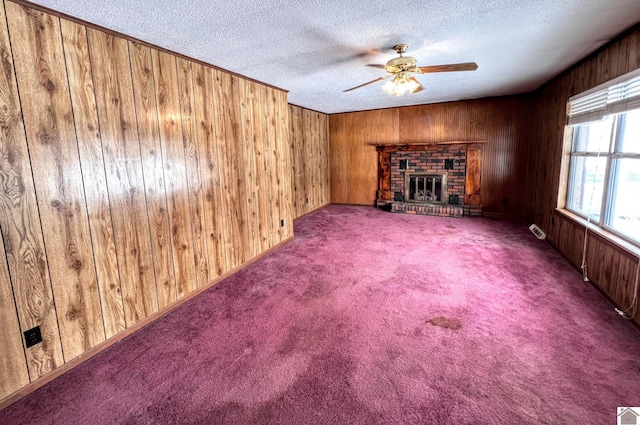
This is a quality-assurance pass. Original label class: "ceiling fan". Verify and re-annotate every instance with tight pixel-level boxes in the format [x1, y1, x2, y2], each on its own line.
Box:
[343, 44, 478, 96]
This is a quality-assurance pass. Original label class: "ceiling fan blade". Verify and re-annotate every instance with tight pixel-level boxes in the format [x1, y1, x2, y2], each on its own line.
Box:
[412, 62, 478, 74]
[366, 64, 387, 70]
[343, 74, 392, 92]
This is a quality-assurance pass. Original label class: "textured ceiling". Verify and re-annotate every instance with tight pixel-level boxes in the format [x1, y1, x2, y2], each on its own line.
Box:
[26, 0, 640, 114]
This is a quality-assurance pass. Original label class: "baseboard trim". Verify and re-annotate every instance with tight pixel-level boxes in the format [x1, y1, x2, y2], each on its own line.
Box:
[480, 211, 511, 218]
[0, 235, 294, 411]
[293, 203, 330, 221]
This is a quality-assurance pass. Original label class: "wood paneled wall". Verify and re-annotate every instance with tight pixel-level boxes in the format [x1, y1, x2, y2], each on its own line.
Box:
[329, 98, 531, 213]
[523, 26, 640, 322]
[0, 0, 293, 401]
[289, 105, 330, 218]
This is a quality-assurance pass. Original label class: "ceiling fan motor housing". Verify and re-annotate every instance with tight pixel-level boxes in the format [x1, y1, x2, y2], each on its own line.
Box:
[385, 56, 417, 73]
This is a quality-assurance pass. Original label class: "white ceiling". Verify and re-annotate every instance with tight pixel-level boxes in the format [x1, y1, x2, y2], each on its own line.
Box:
[26, 0, 640, 114]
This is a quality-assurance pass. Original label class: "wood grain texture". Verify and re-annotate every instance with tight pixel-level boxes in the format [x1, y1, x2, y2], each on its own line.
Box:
[192, 63, 229, 277]
[211, 69, 240, 267]
[464, 148, 482, 206]
[0, 217, 29, 398]
[238, 78, 260, 258]
[289, 105, 329, 219]
[0, 0, 63, 379]
[61, 18, 125, 340]
[266, 87, 284, 240]
[251, 83, 270, 252]
[0, 0, 294, 403]
[289, 105, 304, 216]
[128, 41, 176, 307]
[329, 99, 529, 212]
[523, 26, 640, 324]
[258, 84, 277, 249]
[152, 49, 197, 301]
[7, 3, 105, 360]
[214, 70, 250, 266]
[377, 151, 391, 200]
[329, 109, 399, 205]
[87, 29, 158, 326]
[274, 89, 294, 239]
[313, 111, 324, 210]
[302, 108, 314, 212]
[318, 113, 329, 208]
[0, 228, 294, 412]
[177, 58, 210, 287]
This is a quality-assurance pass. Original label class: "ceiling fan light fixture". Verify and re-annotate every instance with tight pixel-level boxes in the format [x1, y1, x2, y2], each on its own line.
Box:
[405, 75, 422, 93]
[381, 79, 399, 96]
[343, 43, 476, 95]
[382, 73, 422, 96]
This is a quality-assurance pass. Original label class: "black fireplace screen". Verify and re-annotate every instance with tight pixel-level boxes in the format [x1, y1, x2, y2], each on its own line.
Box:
[406, 174, 446, 202]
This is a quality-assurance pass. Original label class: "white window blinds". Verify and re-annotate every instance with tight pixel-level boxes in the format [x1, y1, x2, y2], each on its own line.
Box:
[568, 68, 640, 125]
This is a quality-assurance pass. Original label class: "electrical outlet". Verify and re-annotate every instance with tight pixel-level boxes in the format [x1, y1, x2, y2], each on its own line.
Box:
[529, 224, 546, 240]
[24, 326, 42, 348]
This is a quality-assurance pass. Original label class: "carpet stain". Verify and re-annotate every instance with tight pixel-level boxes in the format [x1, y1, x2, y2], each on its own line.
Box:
[427, 316, 462, 330]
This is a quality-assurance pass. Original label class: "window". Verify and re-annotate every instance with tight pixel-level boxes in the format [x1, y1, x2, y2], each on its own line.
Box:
[566, 69, 640, 245]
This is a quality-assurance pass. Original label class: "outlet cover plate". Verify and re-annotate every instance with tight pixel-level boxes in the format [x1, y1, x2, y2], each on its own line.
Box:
[24, 326, 42, 348]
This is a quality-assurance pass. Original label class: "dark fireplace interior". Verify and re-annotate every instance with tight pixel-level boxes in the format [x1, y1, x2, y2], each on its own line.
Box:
[406, 174, 445, 202]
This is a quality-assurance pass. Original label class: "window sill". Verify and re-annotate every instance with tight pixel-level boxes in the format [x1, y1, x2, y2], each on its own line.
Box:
[555, 208, 640, 259]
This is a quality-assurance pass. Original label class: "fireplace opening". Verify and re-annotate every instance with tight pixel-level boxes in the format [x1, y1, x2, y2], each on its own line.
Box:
[405, 173, 447, 203]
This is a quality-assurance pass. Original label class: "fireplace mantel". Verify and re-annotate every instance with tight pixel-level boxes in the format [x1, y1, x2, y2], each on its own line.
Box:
[371, 140, 486, 152]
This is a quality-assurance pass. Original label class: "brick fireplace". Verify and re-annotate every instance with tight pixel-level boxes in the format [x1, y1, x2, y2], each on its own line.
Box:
[375, 141, 484, 217]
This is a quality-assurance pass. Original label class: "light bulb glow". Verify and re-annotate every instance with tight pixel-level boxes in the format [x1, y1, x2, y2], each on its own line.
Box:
[382, 73, 422, 96]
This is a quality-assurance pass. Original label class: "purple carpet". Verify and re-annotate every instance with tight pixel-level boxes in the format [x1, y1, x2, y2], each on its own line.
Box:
[2, 205, 640, 424]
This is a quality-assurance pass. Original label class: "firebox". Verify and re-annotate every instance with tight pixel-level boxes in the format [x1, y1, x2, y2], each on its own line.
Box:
[405, 173, 447, 203]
